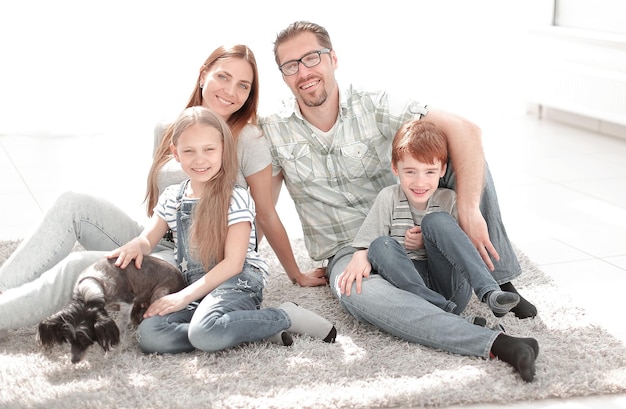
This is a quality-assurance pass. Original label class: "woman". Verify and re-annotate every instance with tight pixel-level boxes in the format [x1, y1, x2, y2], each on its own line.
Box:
[0, 44, 325, 335]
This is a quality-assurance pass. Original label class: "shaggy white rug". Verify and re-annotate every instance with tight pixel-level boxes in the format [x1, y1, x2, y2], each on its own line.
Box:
[1, 239, 625, 409]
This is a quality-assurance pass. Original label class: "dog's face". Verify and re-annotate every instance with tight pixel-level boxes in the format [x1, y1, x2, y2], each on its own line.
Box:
[38, 299, 120, 364]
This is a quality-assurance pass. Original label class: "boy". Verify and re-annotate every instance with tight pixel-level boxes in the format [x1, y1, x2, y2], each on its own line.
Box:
[351, 120, 520, 317]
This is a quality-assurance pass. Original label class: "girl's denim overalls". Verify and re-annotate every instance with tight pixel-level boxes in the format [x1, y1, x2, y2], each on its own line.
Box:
[136, 180, 290, 354]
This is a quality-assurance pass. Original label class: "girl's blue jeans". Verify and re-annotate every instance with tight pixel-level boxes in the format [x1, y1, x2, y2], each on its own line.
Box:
[137, 264, 290, 354]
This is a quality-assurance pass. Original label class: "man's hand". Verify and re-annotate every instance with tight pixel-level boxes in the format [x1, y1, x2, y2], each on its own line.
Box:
[458, 207, 499, 271]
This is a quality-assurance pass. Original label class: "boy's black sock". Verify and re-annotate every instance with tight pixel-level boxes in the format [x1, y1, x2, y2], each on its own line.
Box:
[491, 333, 539, 382]
[500, 281, 538, 319]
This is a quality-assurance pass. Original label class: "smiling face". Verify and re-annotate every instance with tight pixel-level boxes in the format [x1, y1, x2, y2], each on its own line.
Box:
[199, 57, 253, 121]
[171, 123, 224, 197]
[392, 154, 447, 211]
[276, 32, 337, 108]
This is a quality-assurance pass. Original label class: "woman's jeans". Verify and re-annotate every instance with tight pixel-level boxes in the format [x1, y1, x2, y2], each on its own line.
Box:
[368, 212, 501, 315]
[0, 191, 173, 330]
[137, 265, 291, 354]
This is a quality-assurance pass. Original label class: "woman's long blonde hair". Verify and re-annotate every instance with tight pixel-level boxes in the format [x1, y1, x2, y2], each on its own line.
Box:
[171, 106, 238, 269]
[145, 44, 259, 216]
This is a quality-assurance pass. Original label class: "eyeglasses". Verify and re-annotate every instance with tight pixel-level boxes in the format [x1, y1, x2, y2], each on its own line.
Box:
[278, 48, 331, 76]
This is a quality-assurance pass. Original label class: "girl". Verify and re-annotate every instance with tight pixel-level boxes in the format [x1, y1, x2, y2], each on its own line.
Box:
[110, 106, 336, 353]
[0, 44, 324, 335]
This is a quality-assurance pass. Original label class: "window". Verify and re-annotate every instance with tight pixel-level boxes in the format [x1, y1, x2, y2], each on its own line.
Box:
[554, 0, 626, 35]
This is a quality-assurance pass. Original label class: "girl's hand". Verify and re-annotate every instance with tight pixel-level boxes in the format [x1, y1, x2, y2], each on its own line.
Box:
[144, 292, 189, 318]
[404, 226, 424, 251]
[107, 216, 167, 269]
[107, 238, 147, 269]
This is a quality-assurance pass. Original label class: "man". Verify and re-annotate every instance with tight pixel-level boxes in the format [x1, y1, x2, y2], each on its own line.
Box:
[260, 21, 538, 382]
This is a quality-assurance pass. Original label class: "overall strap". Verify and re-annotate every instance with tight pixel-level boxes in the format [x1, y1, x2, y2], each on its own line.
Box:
[163, 179, 191, 243]
[176, 179, 191, 202]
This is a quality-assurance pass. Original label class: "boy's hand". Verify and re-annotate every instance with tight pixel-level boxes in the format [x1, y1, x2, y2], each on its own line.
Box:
[404, 226, 423, 250]
[337, 250, 371, 296]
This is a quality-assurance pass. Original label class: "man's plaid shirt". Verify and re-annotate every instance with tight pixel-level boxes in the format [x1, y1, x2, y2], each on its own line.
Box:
[260, 84, 428, 261]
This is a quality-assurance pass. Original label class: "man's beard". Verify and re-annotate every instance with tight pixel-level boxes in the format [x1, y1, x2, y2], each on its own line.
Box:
[302, 89, 328, 108]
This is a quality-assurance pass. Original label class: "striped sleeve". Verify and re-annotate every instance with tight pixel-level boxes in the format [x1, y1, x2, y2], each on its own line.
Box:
[228, 186, 255, 227]
[154, 184, 181, 232]
[228, 186, 269, 281]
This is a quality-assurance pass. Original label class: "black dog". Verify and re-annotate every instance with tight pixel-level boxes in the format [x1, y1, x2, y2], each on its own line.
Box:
[38, 255, 185, 363]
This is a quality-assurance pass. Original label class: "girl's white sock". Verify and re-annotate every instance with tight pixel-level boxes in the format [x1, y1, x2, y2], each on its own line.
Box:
[279, 302, 337, 343]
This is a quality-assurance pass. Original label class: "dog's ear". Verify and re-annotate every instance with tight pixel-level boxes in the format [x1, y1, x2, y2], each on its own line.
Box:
[38, 316, 67, 349]
[93, 311, 120, 352]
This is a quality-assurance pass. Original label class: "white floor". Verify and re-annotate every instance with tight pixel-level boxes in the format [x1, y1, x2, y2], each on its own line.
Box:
[1, 112, 625, 408]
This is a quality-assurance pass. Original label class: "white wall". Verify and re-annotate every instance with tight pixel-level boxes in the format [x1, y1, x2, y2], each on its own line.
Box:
[0, 0, 550, 138]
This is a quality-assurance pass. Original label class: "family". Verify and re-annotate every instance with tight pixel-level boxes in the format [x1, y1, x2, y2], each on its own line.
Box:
[0, 21, 539, 382]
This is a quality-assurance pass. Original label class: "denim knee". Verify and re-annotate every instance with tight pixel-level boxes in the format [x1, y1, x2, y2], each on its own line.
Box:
[421, 212, 454, 235]
[137, 317, 162, 353]
[187, 318, 225, 352]
[369, 236, 387, 255]
[369, 236, 403, 263]
[53, 190, 84, 209]
[137, 315, 193, 354]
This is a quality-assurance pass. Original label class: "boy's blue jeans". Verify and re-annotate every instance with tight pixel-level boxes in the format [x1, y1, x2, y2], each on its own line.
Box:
[440, 162, 520, 284]
[367, 212, 501, 315]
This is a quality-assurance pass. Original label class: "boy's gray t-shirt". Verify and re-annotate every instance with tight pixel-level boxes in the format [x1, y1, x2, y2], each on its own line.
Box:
[353, 184, 457, 260]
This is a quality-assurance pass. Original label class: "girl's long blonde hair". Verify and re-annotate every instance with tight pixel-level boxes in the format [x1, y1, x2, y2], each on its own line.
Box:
[145, 44, 259, 216]
[171, 106, 238, 269]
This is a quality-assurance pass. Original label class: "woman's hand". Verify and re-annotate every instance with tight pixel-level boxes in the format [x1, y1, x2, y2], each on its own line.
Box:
[293, 266, 328, 287]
